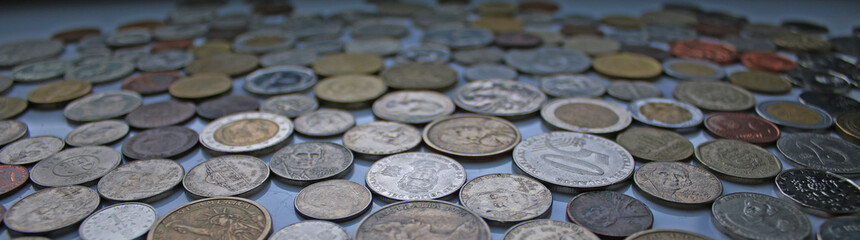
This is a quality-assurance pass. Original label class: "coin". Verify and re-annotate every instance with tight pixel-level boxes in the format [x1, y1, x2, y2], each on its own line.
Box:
[30, 146, 121, 187]
[775, 168, 860, 216]
[233, 30, 296, 54]
[290, 109, 353, 137]
[51, 27, 101, 43]
[711, 192, 811, 240]
[830, 36, 860, 57]
[454, 79, 546, 117]
[673, 81, 755, 111]
[105, 30, 151, 47]
[372, 90, 455, 124]
[97, 159, 184, 202]
[0, 39, 64, 67]
[367, 152, 465, 201]
[539, 74, 606, 98]
[64, 120, 127, 147]
[65, 60, 135, 84]
[0, 120, 27, 146]
[0, 165, 28, 196]
[777, 133, 860, 177]
[755, 100, 832, 129]
[261, 94, 318, 118]
[125, 100, 196, 129]
[0, 75, 12, 92]
[270, 141, 352, 184]
[185, 52, 258, 76]
[541, 98, 631, 134]
[567, 191, 653, 238]
[4, 186, 99, 234]
[148, 197, 271, 240]
[463, 64, 516, 82]
[729, 70, 791, 94]
[350, 22, 409, 39]
[669, 40, 737, 65]
[121, 71, 183, 95]
[662, 58, 726, 81]
[315, 74, 387, 105]
[818, 216, 860, 240]
[634, 162, 722, 207]
[423, 27, 494, 49]
[168, 73, 232, 99]
[260, 49, 318, 67]
[270, 221, 349, 240]
[136, 51, 193, 72]
[624, 229, 712, 240]
[380, 62, 458, 90]
[695, 139, 782, 182]
[0, 97, 27, 120]
[704, 112, 780, 144]
[476, 2, 516, 16]
[607, 31, 648, 46]
[696, 23, 739, 38]
[564, 36, 621, 55]
[836, 111, 860, 145]
[629, 98, 703, 128]
[243, 66, 317, 96]
[294, 179, 371, 220]
[122, 126, 198, 160]
[593, 53, 661, 79]
[471, 17, 524, 33]
[79, 203, 158, 240]
[561, 24, 603, 37]
[299, 39, 345, 54]
[342, 121, 420, 156]
[453, 47, 504, 65]
[10, 59, 72, 82]
[183, 155, 269, 198]
[424, 114, 520, 157]
[503, 219, 600, 240]
[513, 131, 634, 190]
[460, 173, 551, 224]
[190, 41, 231, 58]
[723, 36, 777, 52]
[197, 95, 259, 119]
[312, 53, 383, 77]
[494, 31, 542, 48]
[798, 92, 860, 117]
[740, 52, 797, 73]
[504, 47, 591, 75]
[601, 15, 645, 29]
[773, 33, 831, 52]
[644, 24, 697, 43]
[618, 127, 693, 162]
[346, 38, 401, 56]
[0, 136, 64, 165]
[200, 111, 293, 153]
[63, 90, 142, 122]
[789, 68, 853, 94]
[395, 45, 451, 64]
[607, 80, 662, 101]
[153, 24, 208, 40]
[354, 200, 490, 240]
[152, 39, 194, 52]
[621, 45, 672, 60]
[27, 80, 92, 105]
[526, 30, 564, 46]
[118, 19, 163, 31]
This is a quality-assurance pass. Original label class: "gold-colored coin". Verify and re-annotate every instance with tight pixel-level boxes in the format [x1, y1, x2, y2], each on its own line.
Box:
[312, 53, 383, 77]
[185, 52, 258, 76]
[766, 103, 822, 125]
[168, 73, 232, 99]
[600, 15, 645, 29]
[0, 97, 27, 120]
[476, 2, 518, 17]
[27, 80, 92, 105]
[148, 197, 271, 240]
[190, 40, 231, 58]
[593, 53, 662, 79]
[314, 74, 387, 104]
[214, 119, 279, 146]
[640, 102, 692, 124]
[836, 110, 860, 145]
[728, 70, 792, 94]
[772, 33, 831, 52]
[471, 17, 524, 33]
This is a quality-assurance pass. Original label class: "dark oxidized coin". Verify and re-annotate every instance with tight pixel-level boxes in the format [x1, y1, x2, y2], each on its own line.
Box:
[0, 164, 28, 196]
[566, 191, 653, 238]
[798, 91, 860, 117]
[777, 133, 860, 177]
[818, 216, 860, 240]
[495, 32, 543, 48]
[121, 126, 198, 160]
[775, 168, 860, 216]
[704, 112, 780, 144]
[125, 100, 196, 129]
[196, 95, 259, 119]
[781, 20, 829, 34]
[829, 36, 860, 57]
[121, 71, 183, 95]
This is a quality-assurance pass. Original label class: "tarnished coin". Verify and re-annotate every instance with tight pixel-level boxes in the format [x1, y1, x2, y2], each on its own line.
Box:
[514, 131, 634, 190]
[0, 75, 12, 92]
[777, 133, 860, 177]
[122, 126, 198, 159]
[64, 90, 142, 122]
[105, 30, 151, 47]
[818, 216, 860, 240]
[629, 98, 703, 128]
[607, 80, 662, 101]
[464, 64, 517, 81]
[183, 155, 269, 198]
[372, 90, 455, 124]
[66, 60, 135, 84]
[724, 36, 776, 53]
[354, 200, 490, 240]
[836, 110, 860, 145]
[454, 47, 504, 65]
[729, 70, 792, 94]
[454, 79, 546, 117]
[616, 127, 693, 162]
[121, 71, 183, 95]
[244, 66, 316, 95]
[261, 94, 318, 118]
[4, 186, 99, 234]
[423, 27, 494, 49]
[775, 169, 860, 216]
[190, 41, 231, 58]
[65, 120, 128, 147]
[346, 38, 401, 56]
[28, 80, 92, 105]
[153, 24, 209, 40]
[200, 111, 293, 153]
[270, 142, 353, 185]
[0, 136, 64, 165]
[97, 159, 184, 202]
[0, 120, 27, 147]
[539, 74, 606, 98]
[773, 33, 831, 52]
[593, 53, 662, 79]
[740, 52, 797, 73]
[185, 52, 258, 76]
[0, 97, 27, 120]
[51, 27, 101, 43]
[564, 36, 621, 55]
[366, 152, 466, 201]
[148, 197, 271, 240]
[125, 100, 196, 129]
[136, 51, 193, 72]
[756, 100, 832, 129]
[168, 73, 232, 99]
[798, 92, 860, 117]
[315, 75, 387, 105]
[494, 31, 543, 49]
[505, 47, 591, 75]
[196, 95, 259, 119]
[11, 59, 72, 82]
[695, 139, 782, 182]
[395, 45, 451, 64]
[673, 81, 756, 111]
[704, 112, 781, 144]
[270, 221, 349, 240]
[343, 121, 420, 156]
[711, 192, 812, 240]
[0, 165, 28, 195]
[567, 191, 653, 238]
[233, 30, 296, 54]
[542, 98, 631, 134]
[79, 203, 158, 240]
[30, 146, 121, 187]
[503, 219, 600, 240]
[662, 58, 726, 81]
[294, 109, 355, 137]
[295, 180, 371, 220]
[424, 114, 520, 157]
[624, 229, 712, 240]
[260, 49, 318, 67]
[381, 62, 458, 90]
[312, 53, 383, 77]
[350, 22, 409, 39]
[634, 162, 722, 206]
[0, 39, 64, 67]
[460, 174, 551, 224]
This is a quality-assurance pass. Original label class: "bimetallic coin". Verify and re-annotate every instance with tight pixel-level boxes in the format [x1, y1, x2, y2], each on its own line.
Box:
[711, 192, 812, 240]
[270, 221, 349, 240]
[464, 64, 517, 81]
[372, 91, 455, 124]
[662, 58, 726, 81]
[121, 71, 183, 95]
[0, 120, 27, 147]
[354, 200, 490, 240]
[505, 47, 591, 75]
[423, 27, 495, 49]
[0, 39, 64, 67]
[616, 127, 694, 162]
[97, 159, 184, 202]
[673, 81, 756, 111]
[634, 162, 722, 206]
[777, 133, 860, 177]
[704, 112, 781, 144]
[0, 136, 64, 165]
[424, 114, 520, 157]
[148, 197, 271, 240]
[541, 98, 631, 134]
[395, 45, 451, 64]
[79, 203, 158, 240]
[66, 60, 135, 84]
[0, 97, 27, 120]
[315, 75, 387, 104]
[539, 74, 606, 98]
[270, 142, 353, 185]
[607, 80, 662, 101]
[381, 62, 458, 90]
[756, 100, 832, 129]
[0, 165, 28, 196]
[65, 120, 129, 146]
[629, 98, 704, 128]
[312, 53, 383, 77]
[4, 186, 99, 234]
[695, 139, 782, 182]
[122, 126, 198, 159]
[30, 146, 121, 187]
[27, 80, 92, 105]
[168, 73, 232, 99]
[454, 47, 504, 65]
[818, 216, 860, 240]
[460, 174, 552, 224]
[199, 111, 293, 153]
[295, 180, 371, 221]
[233, 30, 296, 54]
[624, 229, 712, 240]
[776, 169, 860, 216]
[503, 219, 600, 240]
[294, 109, 355, 137]
[11, 59, 72, 82]
[260, 49, 318, 67]
[63, 90, 142, 122]
[185, 52, 258, 76]
[196, 95, 260, 119]
[125, 100, 196, 129]
[261, 94, 318, 118]
[729, 70, 792, 94]
[454, 79, 546, 117]
[343, 121, 420, 156]
[567, 191, 653, 238]
[136, 51, 194, 72]
[183, 155, 269, 198]
[366, 152, 465, 201]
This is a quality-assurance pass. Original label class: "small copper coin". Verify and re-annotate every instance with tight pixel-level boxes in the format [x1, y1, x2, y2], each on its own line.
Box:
[567, 191, 653, 238]
[0, 164, 28, 196]
[118, 19, 163, 31]
[670, 40, 738, 65]
[705, 112, 780, 144]
[52, 27, 101, 43]
[121, 126, 198, 160]
[121, 71, 183, 95]
[125, 100, 196, 129]
[494, 32, 543, 48]
[196, 95, 259, 119]
[740, 52, 797, 72]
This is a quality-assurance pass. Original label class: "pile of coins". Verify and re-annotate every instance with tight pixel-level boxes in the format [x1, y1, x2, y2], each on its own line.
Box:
[0, 0, 859, 239]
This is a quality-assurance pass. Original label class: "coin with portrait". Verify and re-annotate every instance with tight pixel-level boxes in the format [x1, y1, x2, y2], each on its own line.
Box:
[366, 152, 466, 201]
[354, 200, 491, 240]
[148, 197, 271, 240]
[634, 162, 722, 206]
[424, 114, 521, 157]
[695, 139, 782, 182]
[711, 192, 811, 240]
[460, 174, 552, 224]
[567, 191, 653, 238]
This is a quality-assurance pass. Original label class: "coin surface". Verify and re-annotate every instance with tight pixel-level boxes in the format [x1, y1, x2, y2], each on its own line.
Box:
[567, 191, 653, 237]
[593, 53, 661, 79]
[711, 192, 811, 240]
[342, 121, 420, 156]
[79, 203, 158, 240]
[395, 45, 451, 64]
[260, 49, 318, 67]
[756, 100, 832, 129]
[471, 17, 524, 32]
[372, 90, 455, 124]
[153, 24, 209, 40]
[695, 139, 782, 182]
[136, 51, 193, 72]
[818, 216, 860, 240]
[190, 41, 231, 58]
[312, 53, 383, 77]
[541, 98, 632, 134]
[295, 179, 371, 220]
[836, 110, 860, 145]
[97, 159, 184, 202]
[270, 221, 350, 240]
[366, 152, 466, 201]
[168, 73, 232, 99]
[454, 79, 546, 117]
[148, 197, 271, 240]
[350, 22, 409, 39]
[27, 80, 92, 105]
[122, 126, 198, 159]
[423, 27, 494, 49]
[104, 30, 151, 47]
[65, 120, 129, 147]
[65, 60, 135, 84]
[775, 168, 860, 216]
[125, 100, 196, 129]
[798, 92, 860, 117]
[0, 164, 28, 195]
[183, 155, 269, 198]
[233, 30, 296, 54]
[706, 112, 779, 144]
[346, 38, 401, 56]
[777, 133, 860, 177]
[645, 24, 697, 42]
[424, 114, 520, 157]
[464, 64, 517, 81]
[294, 109, 356, 137]
[607, 80, 662, 101]
[354, 200, 491, 240]
[454, 47, 504, 65]
[0, 136, 64, 165]
[315, 74, 387, 104]
[539, 74, 606, 98]
[504, 47, 591, 75]
[244, 66, 317, 95]
[261, 94, 318, 118]
[196, 95, 259, 119]
[728, 70, 792, 94]
[121, 71, 183, 95]
[740, 52, 797, 72]
[11, 59, 72, 82]
[673, 81, 755, 111]
[0, 120, 27, 147]
[0, 39, 64, 67]
[564, 36, 620, 56]
[0, 75, 12, 92]
[4, 185, 99, 234]
[199, 111, 293, 153]
[669, 40, 738, 65]
[616, 127, 694, 162]
[270, 142, 353, 184]
[624, 229, 712, 240]
[460, 173, 552, 224]
[662, 58, 726, 81]
[381, 62, 458, 90]
[185, 52, 258, 76]
[773, 33, 831, 52]
[502, 219, 600, 240]
[0, 97, 26, 120]
[629, 98, 703, 128]
[51, 27, 101, 43]
[30, 146, 121, 187]
[634, 162, 722, 206]
[63, 90, 142, 122]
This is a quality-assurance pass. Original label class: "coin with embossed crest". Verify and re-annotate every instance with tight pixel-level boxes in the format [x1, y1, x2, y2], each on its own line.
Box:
[125, 100, 196, 129]
[10, 59, 72, 82]
[776, 168, 860, 216]
[79, 202, 158, 240]
[0, 39, 64, 67]
[148, 197, 271, 240]
[261, 94, 318, 118]
[567, 191, 653, 238]
[315, 74, 387, 105]
[607, 80, 661, 101]
[695, 139, 782, 182]
[460, 174, 551, 224]
[294, 109, 355, 137]
[136, 51, 194, 72]
[200, 111, 293, 153]
[539, 74, 606, 98]
[673, 81, 755, 111]
[233, 30, 296, 54]
[270, 221, 349, 240]
[343, 121, 420, 156]
[423, 27, 494, 49]
[65, 60, 135, 84]
[777, 133, 860, 177]
[464, 64, 518, 81]
[0, 97, 26, 120]
[711, 192, 812, 240]
[4, 185, 99, 234]
[366, 152, 466, 201]
[624, 229, 712, 240]
[503, 219, 600, 240]
[122, 126, 198, 159]
[505, 47, 591, 75]
[542, 98, 631, 134]
[454, 79, 546, 117]
[295, 179, 371, 221]
[0, 120, 27, 147]
[270, 142, 353, 185]
[0, 136, 64, 165]
[372, 91, 455, 124]
[183, 155, 269, 198]
[381, 62, 458, 90]
[65, 120, 128, 147]
[756, 100, 832, 130]
[97, 159, 184, 202]
[424, 114, 520, 157]
[354, 200, 491, 240]
[662, 58, 726, 81]
[64, 90, 142, 122]
[185, 53, 258, 76]
[30, 146, 121, 187]
[634, 162, 722, 206]
[629, 98, 703, 128]
[818, 216, 860, 240]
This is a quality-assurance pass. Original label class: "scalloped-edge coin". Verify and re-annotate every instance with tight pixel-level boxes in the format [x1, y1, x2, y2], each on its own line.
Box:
[503, 219, 599, 240]
[756, 100, 833, 130]
[97, 159, 184, 202]
[663, 58, 725, 81]
[354, 200, 491, 240]
[244, 66, 317, 95]
[199, 111, 293, 153]
[148, 197, 271, 240]
[541, 98, 631, 134]
[79, 203, 158, 240]
[270, 220, 349, 240]
[711, 192, 812, 240]
[629, 98, 703, 128]
[776, 133, 860, 177]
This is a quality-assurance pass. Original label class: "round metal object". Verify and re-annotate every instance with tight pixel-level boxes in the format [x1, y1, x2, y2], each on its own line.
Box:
[616, 127, 694, 162]
[270, 142, 353, 185]
[294, 109, 355, 137]
[634, 161, 723, 206]
[0, 135, 64, 165]
[541, 98, 632, 134]
[353, 200, 491, 240]
[459, 173, 552, 224]
[244, 66, 317, 95]
[97, 159, 184, 202]
[366, 152, 466, 201]
[121, 126, 198, 159]
[566, 191, 653, 238]
[629, 98, 704, 128]
[453, 79, 547, 117]
[79, 203, 158, 240]
[30, 146, 121, 187]
[4, 186, 99, 234]
[148, 197, 271, 240]
[65, 120, 129, 146]
[423, 114, 521, 157]
[695, 139, 782, 182]
[777, 133, 860, 177]
[711, 192, 812, 240]
[342, 121, 420, 156]
[294, 179, 371, 221]
[199, 111, 293, 153]
[372, 90, 455, 124]
[182, 155, 269, 198]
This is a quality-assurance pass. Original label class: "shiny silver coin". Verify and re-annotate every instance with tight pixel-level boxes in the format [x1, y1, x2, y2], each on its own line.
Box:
[350, 22, 409, 39]
[606, 80, 662, 101]
[541, 98, 632, 134]
[270, 142, 353, 185]
[395, 45, 451, 64]
[10, 59, 73, 82]
[634, 161, 723, 206]
[183, 155, 269, 198]
[97, 159, 184, 202]
[121, 126, 198, 159]
[65, 60, 135, 83]
[423, 27, 494, 49]
[294, 109, 355, 137]
[153, 24, 209, 40]
[453, 79, 547, 117]
[539, 74, 606, 98]
[343, 121, 420, 156]
[775, 168, 860, 216]
[629, 98, 704, 128]
[295, 179, 372, 221]
[464, 64, 518, 81]
[79, 202, 158, 240]
[503, 219, 600, 240]
[513, 131, 634, 191]
[0, 39, 64, 67]
[662, 58, 726, 81]
[244, 66, 318, 95]
[345, 38, 401, 56]
[104, 30, 151, 47]
[354, 200, 491, 240]
[261, 94, 319, 118]
[711, 192, 812, 240]
[818, 216, 860, 240]
[63, 90, 142, 122]
[260, 49, 318, 67]
[136, 51, 193, 72]
[505, 47, 591, 75]
[460, 174, 552, 224]
[30, 146, 121, 187]
[298, 39, 344, 54]
[755, 100, 833, 130]
[366, 152, 466, 201]
[723, 36, 776, 52]
[453, 47, 504, 65]
[233, 30, 297, 54]
[270, 220, 350, 240]
[4, 186, 99, 234]
[199, 111, 293, 153]
[372, 90, 455, 124]
[65, 120, 129, 147]
[0, 136, 64, 165]
[0, 120, 28, 146]
[777, 133, 860, 177]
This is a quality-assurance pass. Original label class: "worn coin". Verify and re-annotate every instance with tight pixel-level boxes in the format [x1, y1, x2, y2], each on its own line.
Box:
[670, 40, 738, 65]
[342, 121, 420, 156]
[0, 75, 12, 92]
[0, 165, 29, 195]
[454, 79, 546, 117]
[183, 155, 269, 198]
[4, 185, 99, 234]
[695, 139, 782, 182]
[460, 173, 551, 224]
[621, 45, 672, 60]
[233, 30, 296, 54]
[526, 30, 564, 46]
[453, 47, 504, 65]
[704, 112, 781, 144]
[125, 100, 196, 129]
[505, 47, 591, 75]
[295, 179, 371, 220]
[729, 70, 792, 94]
[185, 52, 258, 76]
[168, 73, 232, 99]
[464, 64, 517, 81]
[299, 39, 344, 54]
[607, 80, 662, 101]
[79, 203, 158, 240]
[0, 136, 64, 165]
[63, 90, 142, 122]
[711, 192, 811, 240]
[11, 59, 73, 82]
[616, 127, 694, 162]
[148, 197, 271, 240]
[494, 31, 542, 49]
[345, 38, 401, 56]
[836, 110, 860, 145]
[30, 146, 121, 187]
[366, 152, 466, 201]
[740, 52, 797, 73]
[153, 24, 209, 40]
[200, 111, 293, 153]
[818, 216, 860, 240]
[424, 114, 520, 157]
[723, 36, 777, 52]
[136, 51, 193, 72]
[673, 81, 756, 111]
[395, 45, 451, 64]
[773, 33, 831, 52]
[567, 191, 653, 238]
[539, 74, 606, 98]
[0, 97, 27, 120]
[798, 92, 860, 117]
[503, 219, 600, 240]
[270, 221, 349, 240]
[315, 74, 387, 104]
[105, 30, 152, 47]
[65, 60, 135, 84]
[777, 133, 860, 177]
[196, 95, 259, 119]
[624, 229, 712, 240]
[0, 120, 27, 147]
[260, 49, 318, 67]
[244, 66, 316, 95]
[122, 126, 198, 159]
[312, 53, 383, 77]
[354, 200, 490, 240]
[97, 159, 184, 202]
[629, 98, 703, 128]
[662, 58, 726, 81]
[423, 27, 494, 49]
[644, 24, 697, 42]
[755, 100, 832, 129]
[190, 40, 231, 58]
[51, 27, 101, 43]
[0, 39, 64, 67]
[593, 53, 661, 79]
[775, 168, 860, 216]
[634, 162, 722, 206]
[270, 141, 353, 185]
[261, 94, 318, 118]
[65, 120, 129, 146]
[121, 71, 183, 95]
[381, 62, 458, 90]
[372, 90, 455, 124]
[564, 36, 621, 56]
[542, 98, 631, 134]
[294, 109, 355, 137]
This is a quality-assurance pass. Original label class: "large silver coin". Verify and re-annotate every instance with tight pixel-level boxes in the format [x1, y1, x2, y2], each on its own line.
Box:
[30, 146, 121, 187]
[633, 161, 723, 206]
[395, 45, 451, 64]
[695, 139, 782, 182]
[63, 90, 142, 122]
[65, 60, 135, 84]
[453, 79, 546, 117]
[423, 27, 494, 49]
[4, 185, 99, 234]
[453, 47, 504, 65]
[460, 174, 552, 224]
[541, 98, 632, 134]
[136, 51, 193, 72]
[629, 98, 704, 128]
[502, 219, 600, 240]
[711, 192, 812, 240]
[775, 168, 860, 216]
[244, 66, 317, 95]
[199, 112, 293, 153]
[372, 90, 455, 124]
[79, 202, 158, 240]
[505, 47, 591, 75]
[423, 114, 521, 157]
[342, 121, 420, 156]
[10, 59, 73, 82]
[366, 152, 466, 201]
[0, 120, 27, 146]
[818, 216, 860, 240]
[97, 159, 184, 202]
[233, 30, 297, 54]
[464, 64, 518, 81]
[346, 38, 401, 56]
[777, 133, 860, 177]
[121, 125, 196, 159]
[270, 142, 353, 185]
[0, 136, 64, 165]
[261, 94, 318, 118]
[0, 39, 64, 67]
[294, 180, 372, 221]
[65, 120, 129, 147]
[270, 221, 350, 240]
[539, 74, 606, 98]
[354, 200, 491, 240]
[183, 155, 269, 198]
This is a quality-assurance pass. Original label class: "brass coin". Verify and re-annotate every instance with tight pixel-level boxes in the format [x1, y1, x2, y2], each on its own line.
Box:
[593, 53, 662, 79]
[381, 62, 458, 90]
[423, 114, 521, 157]
[836, 111, 860, 145]
[728, 70, 792, 94]
[0, 97, 27, 120]
[185, 52, 258, 76]
[27, 80, 92, 105]
[168, 73, 232, 99]
[312, 53, 383, 77]
[314, 75, 387, 104]
[190, 41, 231, 58]
[616, 127, 694, 162]
[147, 197, 271, 240]
[471, 17, 524, 33]
[601, 15, 645, 29]
[764, 102, 824, 125]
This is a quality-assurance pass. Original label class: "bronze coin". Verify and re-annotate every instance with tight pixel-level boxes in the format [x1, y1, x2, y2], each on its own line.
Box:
[566, 191, 653, 238]
[704, 112, 780, 144]
[121, 71, 183, 95]
[118, 19, 164, 31]
[0, 164, 28, 196]
[122, 126, 198, 160]
[494, 32, 543, 48]
[196, 95, 260, 119]
[125, 100, 196, 129]
[51, 27, 101, 43]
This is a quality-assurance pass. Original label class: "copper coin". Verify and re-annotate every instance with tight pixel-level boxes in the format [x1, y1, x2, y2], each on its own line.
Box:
[705, 112, 780, 144]
[118, 19, 164, 31]
[494, 32, 543, 48]
[125, 100, 196, 129]
[740, 52, 797, 72]
[51, 27, 101, 43]
[566, 191, 653, 238]
[695, 23, 739, 37]
[0, 164, 28, 196]
[121, 71, 183, 95]
[670, 40, 738, 65]
[151, 39, 193, 52]
[196, 95, 260, 119]
[518, 1, 559, 13]
[561, 24, 603, 37]
[621, 45, 672, 61]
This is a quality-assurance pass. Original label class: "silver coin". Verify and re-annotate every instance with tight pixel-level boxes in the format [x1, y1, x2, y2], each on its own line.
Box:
[607, 30, 649, 46]
[723, 36, 776, 52]
[345, 38, 402, 56]
[366, 152, 465, 201]
[233, 30, 297, 54]
[526, 30, 564, 46]
[695, 139, 783, 182]
[65, 60, 135, 83]
[75, 52, 112, 66]
[453, 79, 546, 117]
[502, 219, 600, 240]
[342, 121, 420, 156]
[112, 45, 151, 63]
[539, 74, 606, 98]
[136, 51, 193, 72]
[294, 109, 355, 137]
[423, 27, 494, 49]
[607, 80, 662, 101]
[121, 126, 198, 159]
[755, 100, 833, 130]
[673, 81, 756, 111]
[818, 216, 860, 240]
[413, 10, 468, 29]
[645, 24, 697, 42]
[777, 133, 860, 177]
[464, 64, 518, 81]
[10, 59, 73, 82]
[513, 131, 635, 191]
[124, 100, 194, 129]
[299, 39, 344, 54]
[65, 120, 129, 146]
[210, 13, 252, 30]
[662, 58, 726, 81]
[30, 146, 121, 187]
[183, 155, 269, 198]
[76, 35, 109, 54]
[261, 94, 319, 118]
[541, 98, 632, 134]
[4, 186, 99, 234]
[0, 120, 28, 146]
[775, 168, 860, 216]
[270, 142, 353, 185]
[104, 30, 152, 47]
[270, 221, 350, 240]
[629, 98, 704, 128]
[168, 8, 216, 24]
[153, 24, 209, 40]
[79, 202, 158, 240]
[563, 36, 621, 56]
[505, 47, 591, 75]
[354, 200, 491, 240]
[199, 111, 294, 153]
[395, 45, 451, 64]
[0, 39, 64, 67]
[295, 179, 372, 221]
[260, 49, 318, 67]
[350, 22, 409, 39]
[460, 174, 552, 224]
[97, 159, 184, 202]
[372, 90, 455, 124]
[244, 66, 317, 95]
[453, 47, 504, 65]
[0, 136, 64, 165]
[711, 192, 812, 240]
[0, 75, 12, 92]
[63, 90, 142, 122]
